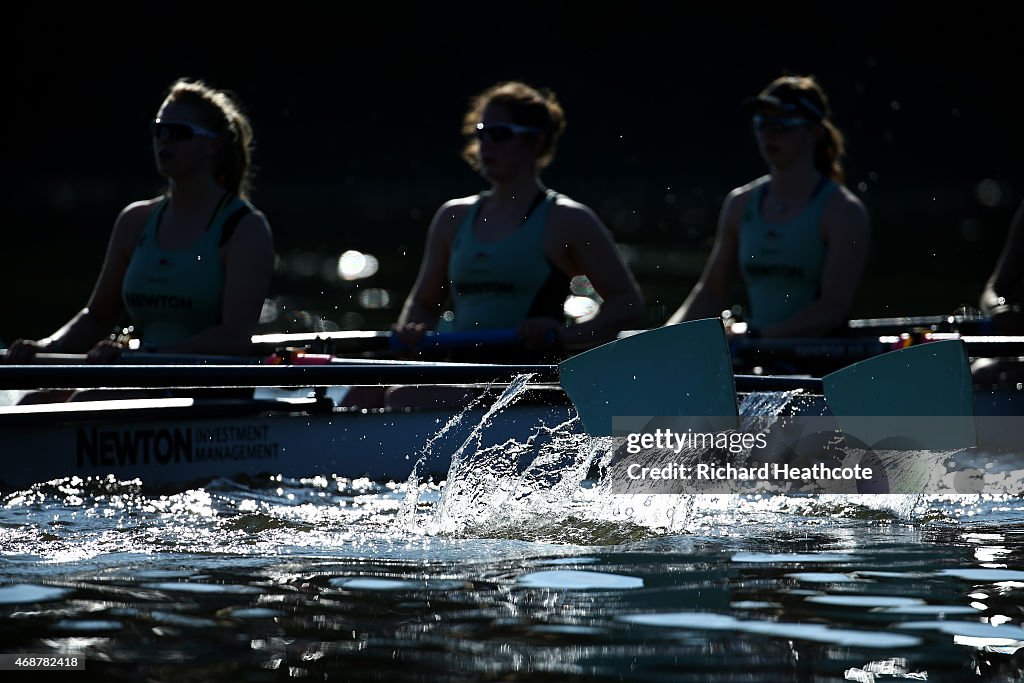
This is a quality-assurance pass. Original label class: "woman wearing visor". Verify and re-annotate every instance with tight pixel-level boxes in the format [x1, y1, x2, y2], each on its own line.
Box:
[394, 80, 644, 354]
[4, 78, 274, 365]
[668, 75, 870, 337]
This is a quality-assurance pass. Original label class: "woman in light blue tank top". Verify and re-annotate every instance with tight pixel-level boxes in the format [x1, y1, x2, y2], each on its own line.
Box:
[362, 81, 644, 409]
[394, 81, 644, 356]
[668, 75, 871, 338]
[5, 78, 274, 366]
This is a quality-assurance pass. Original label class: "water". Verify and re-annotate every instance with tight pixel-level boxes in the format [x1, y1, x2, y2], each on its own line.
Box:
[2, 385, 1023, 681]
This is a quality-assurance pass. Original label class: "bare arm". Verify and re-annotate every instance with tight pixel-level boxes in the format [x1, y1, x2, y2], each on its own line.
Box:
[980, 199, 1024, 333]
[6, 203, 148, 360]
[666, 190, 743, 325]
[159, 212, 275, 355]
[761, 189, 871, 337]
[396, 200, 465, 329]
[545, 202, 645, 348]
[981, 199, 1024, 313]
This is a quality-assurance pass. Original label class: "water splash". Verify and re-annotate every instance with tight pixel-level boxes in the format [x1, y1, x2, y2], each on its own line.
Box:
[418, 388, 983, 543]
[396, 384, 497, 529]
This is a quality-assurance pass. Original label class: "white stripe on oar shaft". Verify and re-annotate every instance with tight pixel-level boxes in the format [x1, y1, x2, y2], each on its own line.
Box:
[0, 363, 561, 390]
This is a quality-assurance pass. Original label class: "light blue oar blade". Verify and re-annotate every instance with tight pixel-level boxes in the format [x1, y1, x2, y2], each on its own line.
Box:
[823, 339, 976, 449]
[558, 319, 737, 437]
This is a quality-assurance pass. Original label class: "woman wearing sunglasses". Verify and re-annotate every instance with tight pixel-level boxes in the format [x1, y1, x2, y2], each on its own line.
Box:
[393, 80, 644, 355]
[667, 75, 870, 338]
[4, 78, 274, 368]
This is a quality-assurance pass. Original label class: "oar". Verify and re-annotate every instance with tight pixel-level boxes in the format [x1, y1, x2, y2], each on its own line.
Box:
[0, 321, 742, 438]
[0, 351, 263, 365]
[0, 328, 976, 446]
[0, 359, 820, 393]
[250, 328, 524, 354]
[732, 335, 1024, 363]
[0, 361, 562, 389]
[847, 314, 994, 334]
[559, 318, 738, 436]
[822, 339, 977, 450]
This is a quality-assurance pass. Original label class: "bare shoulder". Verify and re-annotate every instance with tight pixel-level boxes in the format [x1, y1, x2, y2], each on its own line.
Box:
[111, 197, 161, 245]
[430, 195, 477, 240]
[548, 194, 605, 238]
[436, 195, 477, 219]
[726, 180, 760, 210]
[824, 184, 870, 226]
[117, 197, 161, 223]
[716, 182, 758, 230]
[235, 207, 273, 239]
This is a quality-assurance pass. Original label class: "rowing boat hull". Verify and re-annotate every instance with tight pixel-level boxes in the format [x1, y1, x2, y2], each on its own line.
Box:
[1, 386, 1020, 492]
[0, 394, 578, 491]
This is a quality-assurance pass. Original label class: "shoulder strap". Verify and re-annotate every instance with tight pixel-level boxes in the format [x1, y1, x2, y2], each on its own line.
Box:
[218, 204, 253, 247]
[808, 175, 832, 201]
[749, 180, 768, 222]
[456, 193, 487, 241]
[138, 198, 169, 246]
[521, 189, 549, 225]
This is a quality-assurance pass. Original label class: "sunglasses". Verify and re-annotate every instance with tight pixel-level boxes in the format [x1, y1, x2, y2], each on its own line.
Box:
[475, 122, 542, 143]
[151, 118, 220, 141]
[752, 114, 813, 133]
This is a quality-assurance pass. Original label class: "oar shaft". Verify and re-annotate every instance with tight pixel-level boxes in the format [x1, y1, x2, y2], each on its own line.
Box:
[0, 361, 822, 395]
[250, 328, 523, 353]
[2, 352, 260, 365]
[732, 337, 891, 360]
[847, 314, 994, 333]
[733, 336, 1024, 360]
[0, 363, 560, 390]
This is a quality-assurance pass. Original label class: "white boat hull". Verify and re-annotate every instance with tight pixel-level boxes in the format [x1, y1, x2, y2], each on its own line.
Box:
[0, 396, 579, 491]
[1, 386, 1020, 492]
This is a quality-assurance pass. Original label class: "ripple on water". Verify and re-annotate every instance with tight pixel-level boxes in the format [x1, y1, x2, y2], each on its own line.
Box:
[620, 612, 923, 648]
[140, 582, 261, 594]
[516, 569, 644, 590]
[0, 584, 70, 604]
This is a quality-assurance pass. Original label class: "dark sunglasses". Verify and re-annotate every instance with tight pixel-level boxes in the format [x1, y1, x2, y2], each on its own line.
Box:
[151, 118, 220, 141]
[475, 122, 542, 143]
[752, 114, 813, 133]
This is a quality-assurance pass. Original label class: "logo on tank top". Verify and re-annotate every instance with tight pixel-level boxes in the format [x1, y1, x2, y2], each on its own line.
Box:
[125, 292, 194, 309]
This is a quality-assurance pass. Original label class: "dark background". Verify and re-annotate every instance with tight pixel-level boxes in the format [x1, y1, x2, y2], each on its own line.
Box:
[6, 6, 1022, 342]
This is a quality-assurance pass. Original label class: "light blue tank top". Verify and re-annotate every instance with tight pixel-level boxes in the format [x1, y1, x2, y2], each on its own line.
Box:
[122, 194, 251, 346]
[738, 176, 837, 329]
[447, 189, 570, 331]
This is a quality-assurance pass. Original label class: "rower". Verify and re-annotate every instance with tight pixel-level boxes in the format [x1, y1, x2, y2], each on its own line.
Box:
[667, 75, 871, 341]
[3, 78, 274, 403]
[349, 81, 645, 409]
